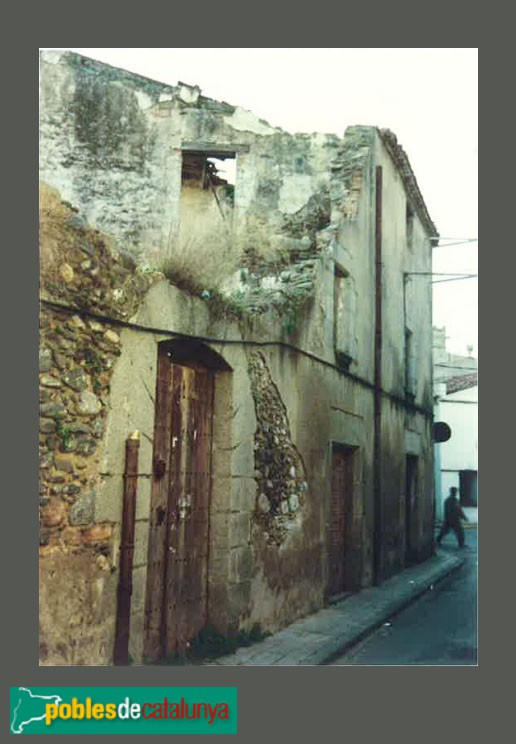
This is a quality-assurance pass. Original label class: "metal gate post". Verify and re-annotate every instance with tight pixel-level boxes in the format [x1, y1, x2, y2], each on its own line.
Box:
[114, 431, 140, 665]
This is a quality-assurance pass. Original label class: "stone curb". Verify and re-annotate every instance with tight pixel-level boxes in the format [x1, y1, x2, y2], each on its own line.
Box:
[206, 551, 464, 666]
[318, 552, 465, 665]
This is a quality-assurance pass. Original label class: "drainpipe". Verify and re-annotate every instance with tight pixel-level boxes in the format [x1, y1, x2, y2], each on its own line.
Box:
[114, 432, 140, 665]
[373, 166, 383, 585]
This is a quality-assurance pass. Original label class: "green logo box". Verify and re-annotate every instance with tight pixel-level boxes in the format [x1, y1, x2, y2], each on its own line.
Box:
[10, 686, 237, 735]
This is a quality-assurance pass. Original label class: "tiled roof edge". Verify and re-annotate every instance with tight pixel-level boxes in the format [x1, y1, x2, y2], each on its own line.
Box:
[378, 128, 439, 241]
[445, 373, 478, 395]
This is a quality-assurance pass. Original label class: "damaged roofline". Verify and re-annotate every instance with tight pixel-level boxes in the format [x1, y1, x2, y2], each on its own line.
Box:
[43, 50, 177, 98]
[378, 127, 439, 240]
[42, 51, 439, 239]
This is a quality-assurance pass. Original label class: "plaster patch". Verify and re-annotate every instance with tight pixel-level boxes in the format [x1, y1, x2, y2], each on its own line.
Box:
[178, 84, 200, 104]
[134, 90, 155, 110]
[41, 51, 65, 65]
[225, 108, 277, 136]
[278, 175, 314, 214]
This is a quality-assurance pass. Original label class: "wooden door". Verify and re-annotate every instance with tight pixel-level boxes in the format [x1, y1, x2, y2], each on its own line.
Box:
[328, 448, 352, 598]
[405, 455, 418, 564]
[144, 347, 214, 661]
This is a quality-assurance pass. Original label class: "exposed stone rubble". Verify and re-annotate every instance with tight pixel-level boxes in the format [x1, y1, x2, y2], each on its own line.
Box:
[248, 352, 307, 546]
[39, 184, 160, 555]
[329, 126, 375, 223]
[40, 184, 159, 321]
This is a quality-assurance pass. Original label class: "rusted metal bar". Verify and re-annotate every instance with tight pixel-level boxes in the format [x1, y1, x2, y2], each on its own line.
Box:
[373, 165, 383, 586]
[114, 432, 140, 665]
[160, 363, 183, 660]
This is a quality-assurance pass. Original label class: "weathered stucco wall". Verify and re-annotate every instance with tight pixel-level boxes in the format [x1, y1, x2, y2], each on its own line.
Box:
[373, 133, 432, 405]
[39, 51, 437, 665]
[40, 50, 338, 273]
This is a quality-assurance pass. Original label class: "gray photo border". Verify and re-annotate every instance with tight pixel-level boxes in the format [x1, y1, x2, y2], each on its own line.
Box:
[3, 20, 489, 744]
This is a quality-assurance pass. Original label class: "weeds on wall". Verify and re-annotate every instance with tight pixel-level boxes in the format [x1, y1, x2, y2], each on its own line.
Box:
[147, 210, 319, 329]
[159, 624, 270, 665]
[158, 218, 239, 296]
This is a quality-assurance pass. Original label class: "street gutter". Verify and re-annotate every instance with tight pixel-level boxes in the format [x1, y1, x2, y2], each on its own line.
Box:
[206, 551, 464, 666]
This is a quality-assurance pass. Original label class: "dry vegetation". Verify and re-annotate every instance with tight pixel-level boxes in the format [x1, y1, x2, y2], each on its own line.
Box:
[159, 218, 239, 295]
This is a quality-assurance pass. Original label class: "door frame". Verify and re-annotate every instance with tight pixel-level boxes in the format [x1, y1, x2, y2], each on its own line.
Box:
[405, 454, 419, 565]
[326, 442, 356, 601]
[142, 340, 231, 662]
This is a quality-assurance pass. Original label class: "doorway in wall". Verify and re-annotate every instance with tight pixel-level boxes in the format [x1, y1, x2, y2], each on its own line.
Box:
[405, 455, 419, 565]
[327, 444, 355, 600]
[460, 470, 478, 507]
[143, 341, 229, 662]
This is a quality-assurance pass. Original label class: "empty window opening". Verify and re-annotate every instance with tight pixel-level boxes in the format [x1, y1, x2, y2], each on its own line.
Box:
[334, 264, 356, 370]
[405, 327, 417, 399]
[181, 151, 236, 206]
[178, 150, 237, 283]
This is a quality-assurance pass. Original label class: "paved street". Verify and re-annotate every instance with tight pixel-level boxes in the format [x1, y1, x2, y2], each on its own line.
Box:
[330, 527, 477, 666]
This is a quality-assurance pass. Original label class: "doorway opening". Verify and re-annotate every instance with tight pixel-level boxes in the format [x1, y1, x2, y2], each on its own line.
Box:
[459, 470, 478, 507]
[405, 455, 419, 565]
[327, 443, 355, 601]
[143, 340, 231, 662]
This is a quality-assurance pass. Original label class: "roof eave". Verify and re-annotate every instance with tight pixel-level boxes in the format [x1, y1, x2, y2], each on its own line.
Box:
[378, 128, 439, 242]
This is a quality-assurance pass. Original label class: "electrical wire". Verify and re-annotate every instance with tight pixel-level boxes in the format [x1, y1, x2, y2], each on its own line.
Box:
[40, 296, 433, 418]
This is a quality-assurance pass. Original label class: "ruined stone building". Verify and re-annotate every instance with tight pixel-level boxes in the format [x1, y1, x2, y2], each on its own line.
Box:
[39, 51, 438, 665]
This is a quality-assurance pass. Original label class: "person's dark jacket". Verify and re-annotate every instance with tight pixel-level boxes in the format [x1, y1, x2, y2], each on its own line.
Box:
[444, 495, 467, 525]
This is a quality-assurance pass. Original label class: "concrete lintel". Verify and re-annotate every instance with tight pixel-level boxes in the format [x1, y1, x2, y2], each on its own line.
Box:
[181, 142, 251, 155]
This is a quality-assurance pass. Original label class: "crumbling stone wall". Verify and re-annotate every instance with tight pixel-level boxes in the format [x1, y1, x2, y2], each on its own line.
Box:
[39, 51, 341, 330]
[329, 126, 375, 224]
[39, 183, 160, 664]
[248, 352, 307, 545]
[39, 307, 119, 547]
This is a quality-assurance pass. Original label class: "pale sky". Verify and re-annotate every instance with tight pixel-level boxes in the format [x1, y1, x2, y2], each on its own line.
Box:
[62, 48, 478, 357]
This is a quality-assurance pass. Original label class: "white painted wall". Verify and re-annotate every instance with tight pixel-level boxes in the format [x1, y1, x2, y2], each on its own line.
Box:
[439, 386, 478, 471]
[436, 385, 477, 519]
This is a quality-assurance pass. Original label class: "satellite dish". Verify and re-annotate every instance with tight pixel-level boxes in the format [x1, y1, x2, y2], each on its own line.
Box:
[433, 422, 451, 443]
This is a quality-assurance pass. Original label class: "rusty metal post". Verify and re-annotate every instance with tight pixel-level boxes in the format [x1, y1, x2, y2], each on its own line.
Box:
[114, 432, 140, 665]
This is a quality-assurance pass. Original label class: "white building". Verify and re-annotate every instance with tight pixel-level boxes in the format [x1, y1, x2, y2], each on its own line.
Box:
[433, 328, 478, 522]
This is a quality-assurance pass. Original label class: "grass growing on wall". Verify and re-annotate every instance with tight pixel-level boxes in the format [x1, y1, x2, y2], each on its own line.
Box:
[158, 215, 239, 295]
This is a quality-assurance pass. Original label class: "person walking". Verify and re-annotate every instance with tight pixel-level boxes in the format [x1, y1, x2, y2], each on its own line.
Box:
[436, 487, 469, 548]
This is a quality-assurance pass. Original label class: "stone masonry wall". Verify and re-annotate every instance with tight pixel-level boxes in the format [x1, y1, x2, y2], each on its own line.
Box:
[248, 352, 308, 546]
[39, 183, 161, 664]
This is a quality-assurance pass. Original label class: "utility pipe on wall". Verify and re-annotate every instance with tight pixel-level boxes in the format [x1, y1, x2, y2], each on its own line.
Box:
[114, 431, 140, 665]
[373, 166, 383, 585]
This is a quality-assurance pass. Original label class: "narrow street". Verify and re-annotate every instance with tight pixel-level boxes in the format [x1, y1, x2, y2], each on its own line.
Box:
[330, 527, 477, 666]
